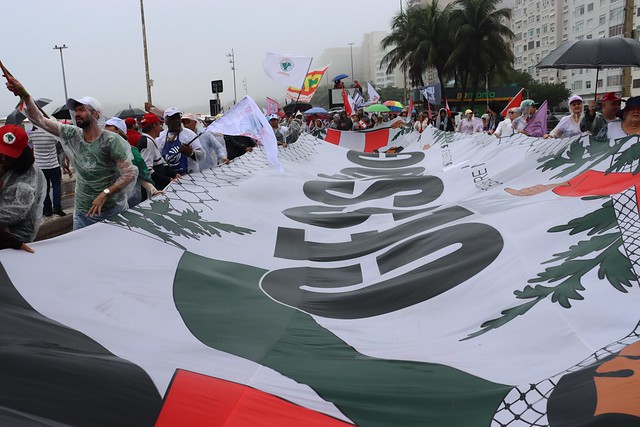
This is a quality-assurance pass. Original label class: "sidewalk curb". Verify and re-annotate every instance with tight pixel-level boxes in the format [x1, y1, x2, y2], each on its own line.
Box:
[36, 213, 73, 241]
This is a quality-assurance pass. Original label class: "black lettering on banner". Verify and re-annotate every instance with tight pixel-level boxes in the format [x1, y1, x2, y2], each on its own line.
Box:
[263, 223, 504, 319]
[346, 150, 425, 168]
[276, 206, 473, 261]
[318, 166, 426, 181]
[303, 176, 444, 207]
[282, 205, 438, 229]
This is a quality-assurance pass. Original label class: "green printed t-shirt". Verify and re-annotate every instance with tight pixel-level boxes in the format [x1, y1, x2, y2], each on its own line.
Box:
[60, 125, 132, 213]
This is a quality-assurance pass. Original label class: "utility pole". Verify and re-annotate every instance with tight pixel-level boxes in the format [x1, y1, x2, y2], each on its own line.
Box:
[53, 44, 69, 101]
[139, 0, 153, 104]
[348, 43, 355, 83]
[227, 49, 237, 104]
[622, 0, 634, 97]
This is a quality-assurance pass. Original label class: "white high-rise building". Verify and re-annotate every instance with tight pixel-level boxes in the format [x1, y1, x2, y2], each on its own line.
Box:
[512, 0, 564, 84]
[319, 31, 405, 91]
[316, 47, 362, 86]
[563, 0, 625, 98]
[361, 31, 405, 88]
[512, 0, 629, 100]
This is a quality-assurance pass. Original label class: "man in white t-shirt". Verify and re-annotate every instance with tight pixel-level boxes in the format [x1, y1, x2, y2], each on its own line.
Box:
[494, 108, 517, 138]
[29, 126, 65, 217]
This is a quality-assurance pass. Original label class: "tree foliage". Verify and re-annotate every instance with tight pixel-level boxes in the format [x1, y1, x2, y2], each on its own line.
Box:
[382, 0, 514, 111]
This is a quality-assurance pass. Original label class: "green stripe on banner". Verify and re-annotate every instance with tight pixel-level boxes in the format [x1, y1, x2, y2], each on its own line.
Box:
[174, 252, 511, 427]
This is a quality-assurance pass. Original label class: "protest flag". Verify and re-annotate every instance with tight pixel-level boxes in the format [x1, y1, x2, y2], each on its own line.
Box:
[501, 88, 524, 118]
[285, 66, 329, 103]
[522, 100, 548, 137]
[367, 82, 380, 103]
[207, 96, 282, 171]
[266, 97, 279, 116]
[342, 89, 354, 116]
[263, 53, 313, 88]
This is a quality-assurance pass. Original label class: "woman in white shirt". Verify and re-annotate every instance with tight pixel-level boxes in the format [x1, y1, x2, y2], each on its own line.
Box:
[607, 96, 640, 139]
[545, 95, 583, 138]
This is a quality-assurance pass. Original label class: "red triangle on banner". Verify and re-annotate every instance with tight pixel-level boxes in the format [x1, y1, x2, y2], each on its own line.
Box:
[155, 370, 353, 427]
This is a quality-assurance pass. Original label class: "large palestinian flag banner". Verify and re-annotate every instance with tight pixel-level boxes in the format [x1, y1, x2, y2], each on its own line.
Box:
[2, 124, 640, 426]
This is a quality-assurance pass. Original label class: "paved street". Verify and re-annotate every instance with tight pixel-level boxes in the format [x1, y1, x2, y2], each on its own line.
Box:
[35, 175, 74, 241]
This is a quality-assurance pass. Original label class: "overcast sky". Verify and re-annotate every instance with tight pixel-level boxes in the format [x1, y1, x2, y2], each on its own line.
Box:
[1, 0, 401, 117]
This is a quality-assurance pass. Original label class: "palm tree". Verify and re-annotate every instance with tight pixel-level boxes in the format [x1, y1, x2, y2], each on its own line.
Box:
[447, 0, 514, 110]
[380, 6, 424, 88]
[379, 1, 468, 105]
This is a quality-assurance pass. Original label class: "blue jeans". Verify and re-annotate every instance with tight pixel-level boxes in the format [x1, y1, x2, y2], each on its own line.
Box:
[42, 167, 62, 213]
[73, 204, 125, 230]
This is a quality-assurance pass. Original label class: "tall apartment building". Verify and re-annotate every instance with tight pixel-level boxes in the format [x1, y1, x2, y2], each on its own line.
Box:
[318, 31, 405, 90]
[512, 0, 563, 84]
[361, 31, 405, 88]
[316, 47, 362, 86]
[512, 0, 630, 100]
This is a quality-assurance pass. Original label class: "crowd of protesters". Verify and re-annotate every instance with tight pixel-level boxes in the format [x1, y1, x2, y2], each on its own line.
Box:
[0, 67, 627, 254]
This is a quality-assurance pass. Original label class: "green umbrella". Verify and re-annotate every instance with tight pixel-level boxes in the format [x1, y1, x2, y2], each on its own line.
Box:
[364, 104, 390, 113]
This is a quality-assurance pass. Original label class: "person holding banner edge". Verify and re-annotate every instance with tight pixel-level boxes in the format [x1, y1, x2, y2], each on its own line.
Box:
[3, 71, 138, 230]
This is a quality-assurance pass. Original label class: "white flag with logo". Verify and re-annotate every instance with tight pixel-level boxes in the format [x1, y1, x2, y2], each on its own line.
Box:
[367, 81, 380, 103]
[262, 52, 313, 88]
[207, 96, 282, 171]
[352, 90, 365, 109]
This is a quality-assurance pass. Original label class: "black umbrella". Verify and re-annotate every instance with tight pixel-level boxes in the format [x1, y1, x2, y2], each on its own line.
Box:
[115, 106, 146, 119]
[537, 37, 640, 99]
[52, 104, 71, 120]
[5, 98, 52, 124]
[282, 102, 312, 115]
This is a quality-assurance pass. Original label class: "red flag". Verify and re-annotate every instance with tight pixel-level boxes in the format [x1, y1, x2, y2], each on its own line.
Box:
[501, 89, 524, 118]
[342, 89, 353, 116]
[408, 97, 414, 117]
[522, 100, 547, 137]
[445, 98, 452, 118]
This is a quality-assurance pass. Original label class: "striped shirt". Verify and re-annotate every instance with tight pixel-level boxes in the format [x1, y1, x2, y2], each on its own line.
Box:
[30, 127, 60, 169]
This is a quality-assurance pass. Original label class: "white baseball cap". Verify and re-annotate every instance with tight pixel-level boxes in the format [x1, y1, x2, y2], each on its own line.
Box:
[267, 114, 279, 121]
[163, 107, 183, 118]
[66, 96, 103, 115]
[105, 117, 127, 135]
[568, 94, 583, 105]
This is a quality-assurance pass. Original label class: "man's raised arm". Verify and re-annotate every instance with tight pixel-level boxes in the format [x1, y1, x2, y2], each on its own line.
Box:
[5, 75, 61, 137]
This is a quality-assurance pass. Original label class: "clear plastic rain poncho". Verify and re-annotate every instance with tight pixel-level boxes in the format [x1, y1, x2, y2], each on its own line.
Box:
[0, 164, 46, 244]
[57, 124, 137, 215]
[25, 97, 138, 215]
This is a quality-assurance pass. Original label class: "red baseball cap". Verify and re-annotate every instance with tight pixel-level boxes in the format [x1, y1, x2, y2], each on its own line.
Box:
[601, 92, 622, 104]
[0, 125, 28, 159]
[124, 117, 137, 127]
[140, 113, 163, 127]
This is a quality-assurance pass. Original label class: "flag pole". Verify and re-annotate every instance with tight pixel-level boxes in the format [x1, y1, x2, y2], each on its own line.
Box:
[0, 59, 49, 118]
[290, 59, 313, 116]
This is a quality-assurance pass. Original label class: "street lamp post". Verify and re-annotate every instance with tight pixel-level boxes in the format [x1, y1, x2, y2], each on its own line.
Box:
[348, 42, 355, 83]
[139, 0, 153, 104]
[227, 49, 237, 104]
[53, 44, 69, 101]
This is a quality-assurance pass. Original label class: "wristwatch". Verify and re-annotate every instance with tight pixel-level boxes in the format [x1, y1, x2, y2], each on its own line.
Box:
[103, 188, 110, 195]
